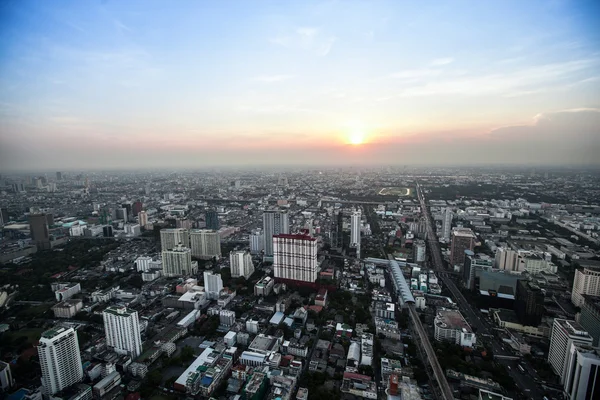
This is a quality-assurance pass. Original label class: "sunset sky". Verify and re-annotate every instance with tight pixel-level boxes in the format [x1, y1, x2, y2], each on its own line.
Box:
[1, 0, 599, 170]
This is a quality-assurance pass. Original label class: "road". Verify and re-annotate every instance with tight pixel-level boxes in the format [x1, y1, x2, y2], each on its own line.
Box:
[416, 183, 547, 399]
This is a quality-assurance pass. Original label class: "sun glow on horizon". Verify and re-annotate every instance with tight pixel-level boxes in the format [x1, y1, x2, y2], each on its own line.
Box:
[345, 121, 369, 145]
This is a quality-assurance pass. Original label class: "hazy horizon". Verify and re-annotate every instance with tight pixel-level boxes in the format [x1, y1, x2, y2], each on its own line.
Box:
[1, 0, 599, 170]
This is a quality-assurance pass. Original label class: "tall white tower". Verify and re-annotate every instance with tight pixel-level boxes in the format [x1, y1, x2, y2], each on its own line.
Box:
[103, 306, 143, 358]
[203, 271, 224, 300]
[230, 250, 254, 279]
[351, 210, 361, 258]
[263, 210, 290, 259]
[160, 228, 189, 251]
[442, 208, 453, 241]
[38, 327, 84, 395]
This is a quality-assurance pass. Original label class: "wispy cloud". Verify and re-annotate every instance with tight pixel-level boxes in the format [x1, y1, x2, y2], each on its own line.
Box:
[269, 26, 336, 56]
[253, 74, 295, 83]
[431, 57, 454, 66]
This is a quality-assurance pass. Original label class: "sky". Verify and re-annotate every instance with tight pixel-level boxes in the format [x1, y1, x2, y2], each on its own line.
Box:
[0, 0, 599, 171]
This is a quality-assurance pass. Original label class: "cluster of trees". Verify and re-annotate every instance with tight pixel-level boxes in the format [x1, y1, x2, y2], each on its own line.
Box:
[298, 372, 341, 400]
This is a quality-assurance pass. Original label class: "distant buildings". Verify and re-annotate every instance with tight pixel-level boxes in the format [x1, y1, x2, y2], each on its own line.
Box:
[190, 229, 221, 259]
[162, 245, 197, 277]
[450, 228, 476, 267]
[548, 319, 593, 384]
[434, 308, 476, 348]
[273, 233, 318, 283]
[103, 306, 143, 358]
[38, 327, 84, 395]
[160, 228, 189, 251]
[203, 271, 223, 300]
[571, 266, 600, 307]
[262, 210, 289, 259]
[515, 280, 544, 326]
[29, 213, 51, 250]
[230, 250, 254, 279]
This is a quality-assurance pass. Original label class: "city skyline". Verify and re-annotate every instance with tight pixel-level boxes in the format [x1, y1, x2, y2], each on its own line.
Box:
[1, 0, 599, 170]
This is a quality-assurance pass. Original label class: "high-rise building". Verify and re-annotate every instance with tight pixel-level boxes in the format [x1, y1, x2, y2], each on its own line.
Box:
[203, 271, 223, 300]
[441, 208, 453, 241]
[0, 207, 8, 227]
[38, 327, 84, 395]
[103, 306, 143, 358]
[273, 232, 318, 283]
[190, 229, 222, 259]
[572, 266, 600, 307]
[463, 251, 494, 290]
[515, 280, 545, 326]
[103, 225, 113, 237]
[414, 240, 426, 263]
[230, 250, 254, 279]
[263, 210, 289, 259]
[138, 211, 148, 228]
[0, 361, 14, 391]
[250, 229, 264, 254]
[121, 202, 132, 222]
[162, 245, 196, 277]
[205, 209, 220, 231]
[160, 228, 190, 251]
[548, 319, 593, 384]
[579, 295, 600, 347]
[28, 213, 51, 250]
[563, 344, 600, 400]
[132, 201, 143, 217]
[450, 228, 476, 267]
[55, 171, 62, 181]
[351, 210, 361, 257]
[495, 248, 520, 271]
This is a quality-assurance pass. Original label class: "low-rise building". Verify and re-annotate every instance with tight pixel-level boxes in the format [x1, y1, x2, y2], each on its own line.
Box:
[341, 372, 377, 399]
[255, 276, 274, 296]
[174, 347, 233, 397]
[434, 308, 476, 348]
[52, 299, 83, 319]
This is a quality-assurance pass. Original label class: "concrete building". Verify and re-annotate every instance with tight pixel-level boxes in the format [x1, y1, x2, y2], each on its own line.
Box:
[92, 371, 121, 399]
[135, 256, 153, 272]
[54, 283, 81, 301]
[0, 361, 13, 392]
[29, 213, 51, 250]
[138, 210, 148, 228]
[205, 209, 220, 231]
[38, 327, 84, 395]
[230, 250, 254, 279]
[160, 228, 189, 251]
[254, 276, 274, 296]
[572, 266, 600, 307]
[262, 210, 290, 259]
[548, 319, 593, 383]
[517, 252, 553, 274]
[174, 347, 232, 397]
[442, 208, 453, 241]
[563, 344, 600, 400]
[190, 229, 222, 260]
[579, 295, 600, 347]
[250, 228, 264, 254]
[515, 280, 544, 326]
[52, 299, 83, 319]
[103, 306, 143, 358]
[495, 248, 519, 271]
[414, 240, 426, 263]
[434, 308, 476, 348]
[273, 233, 318, 283]
[351, 210, 361, 257]
[162, 245, 197, 277]
[463, 251, 494, 290]
[203, 271, 223, 300]
[450, 228, 476, 268]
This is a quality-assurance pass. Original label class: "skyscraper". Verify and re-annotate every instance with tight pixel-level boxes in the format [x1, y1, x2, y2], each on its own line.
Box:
[28, 213, 51, 250]
[190, 229, 222, 259]
[132, 201, 143, 217]
[103, 306, 143, 358]
[273, 232, 318, 283]
[0, 207, 8, 227]
[563, 344, 600, 400]
[203, 271, 223, 300]
[515, 280, 545, 326]
[450, 228, 476, 267]
[160, 228, 190, 251]
[350, 210, 361, 255]
[205, 209, 220, 231]
[230, 250, 254, 279]
[138, 210, 148, 228]
[162, 245, 196, 277]
[494, 247, 520, 271]
[572, 266, 600, 307]
[548, 319, 593, 384]
[579, 295, 600, 347]
[38, 327, 84, 395]
[441, 208, 453, 241]
[263, 210, 289, 259]
[55, 171, 62, 181]
[249, 228, 264, 254]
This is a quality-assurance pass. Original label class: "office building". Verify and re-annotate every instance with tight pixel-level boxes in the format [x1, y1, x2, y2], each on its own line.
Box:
[414, 240, 426, 263]
[442, 208, 453, 241]
[434, 308, 476, 348]
[0, 208, 8, 226]
[121, 202, 132, 221]
[254, 276, 274, 296]
[250, 228, 264, 254]
[162, 245, 196, 277]
[563, 344, 600, 400]
[350, 210, 361, 250]
[548, 319, 593, 383]
[138, 210, 148, 228]
[190, 229, 221, 259]
[132, 201, 143, 217]
[495, 248, 520, 271]
[230, 250, 254, 279]
[29, 213, 51, 250]
[273, 233, 318, 283]
[572, 266, 600, 307]
[160, 228, 190, 251]
[0, 361, 13, 391]
[103, 306, 143, 358]
[515, 280, 544, 326]
[205, 209, 220, 231]
[262, 210, 289, 259]
[56, 171, 62, 181]
[203, 271, 223, 300]
[103, 225, 113, 237]
[579, 295, 600, 347]
[38, 327, 84, 395]
[463, 251, 494, 290]
[450, 228, 476, 267]
[517, 252, 553, 274]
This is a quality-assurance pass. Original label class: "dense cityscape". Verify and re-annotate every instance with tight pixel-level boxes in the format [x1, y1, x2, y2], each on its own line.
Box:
[0, 167, 599, 400]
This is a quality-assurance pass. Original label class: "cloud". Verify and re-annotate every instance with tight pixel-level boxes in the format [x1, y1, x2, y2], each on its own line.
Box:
[253, 74, 295, 83]
[269, 27, 336, 56]
[431, 57, 454, 66]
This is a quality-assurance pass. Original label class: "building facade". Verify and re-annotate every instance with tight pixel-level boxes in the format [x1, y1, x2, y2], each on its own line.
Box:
[515, 280, 544, 326]
[230, 250, 254, 279]
[495, 248, 519, 271]
[29, 213, 51, 250]
[579, 295, 600, 347]
[103, 306, 143, 358]
[548, 319, 593, 384]
[160, 228, 190, 251]
[38, 327, 84, 395]
[450, 228, 476, 267]
[203, 271, 223, 300]
[572, 267, 600, 307]
[563, 344, 600, 400]
[190, 229, 222, 259]
[273, 233, 318, 283]
[162, 245, 196, 277]
[262, 210, 289, 259]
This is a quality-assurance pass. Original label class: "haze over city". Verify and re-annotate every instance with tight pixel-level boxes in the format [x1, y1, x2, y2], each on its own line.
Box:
[1, 0, 599, 170]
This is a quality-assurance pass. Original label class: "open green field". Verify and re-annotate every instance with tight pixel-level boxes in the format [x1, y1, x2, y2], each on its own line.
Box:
[378, 187, 412, 196]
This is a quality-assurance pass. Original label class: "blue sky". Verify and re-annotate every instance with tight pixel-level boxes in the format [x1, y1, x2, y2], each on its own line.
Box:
[0, 0, 599, 170]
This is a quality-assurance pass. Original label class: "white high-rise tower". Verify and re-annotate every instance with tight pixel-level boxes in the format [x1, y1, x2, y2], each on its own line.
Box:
[38, 327, 84, 395]
[204, 271, 224, 300]
[442, 208, 453, 241]
[103, 306, 143, 358]
[351, 210, 361, 258]
[230, 250, 254, 279]
[263, 210, 290, 259]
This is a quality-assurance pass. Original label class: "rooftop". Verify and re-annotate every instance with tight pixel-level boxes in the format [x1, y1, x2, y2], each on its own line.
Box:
[104, 306, 136, 317]
[582, 295, 600, 314]
[273, 233, 316, 241]
[555, 319, 592, 339]
[435, 309, 472, 332]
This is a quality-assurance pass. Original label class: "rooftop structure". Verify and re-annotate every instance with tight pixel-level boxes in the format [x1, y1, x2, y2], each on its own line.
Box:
[434, 308, 476, 348]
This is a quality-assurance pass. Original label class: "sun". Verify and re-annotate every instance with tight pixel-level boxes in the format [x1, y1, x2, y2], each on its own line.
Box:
[349, 131, 365, 145]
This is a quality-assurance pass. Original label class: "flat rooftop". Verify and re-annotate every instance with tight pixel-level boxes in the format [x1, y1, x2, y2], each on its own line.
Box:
[435, 309, 472, 332]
